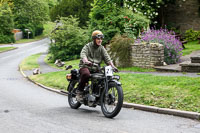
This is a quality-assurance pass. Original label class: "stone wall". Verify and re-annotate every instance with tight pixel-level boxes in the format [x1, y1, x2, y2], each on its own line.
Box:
[131, 43, 164, 68]
[163, 0, 200, 32]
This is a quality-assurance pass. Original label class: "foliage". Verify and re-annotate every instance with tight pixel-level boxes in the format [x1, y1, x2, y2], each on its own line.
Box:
[93, 0, 175, 24]
[49, 16, 89, 61]
[0, 3, 15, 43]
[184, 29, 200, 42]
[136, 28, 183, 64]
[89, 0, 150, 45]
[50, 0, 93, 27]
[123, 0, 175, 22]
[108, 34, 134, 67]
[45, 0, 58, 9]
[0, 0, 13, 6]
[11, 0, 49, 38]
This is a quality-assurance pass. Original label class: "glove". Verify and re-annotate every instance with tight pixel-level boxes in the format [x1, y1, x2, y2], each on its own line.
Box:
[83, 58, 92, 66]
[112, 66, 118, 72]
[85, 61, 92, 66]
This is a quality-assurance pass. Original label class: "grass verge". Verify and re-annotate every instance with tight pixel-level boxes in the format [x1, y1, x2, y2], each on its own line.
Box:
[182, 40, 200, 56]
[0, 47, 17, 53]
[44, 55, 80, 70]
[30, 71, 200, 113]
[45, 54, 155, 72]
[20, 53, 41, 70]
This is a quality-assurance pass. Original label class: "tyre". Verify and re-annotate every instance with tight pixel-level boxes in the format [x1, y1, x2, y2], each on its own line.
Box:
[101, 82, 123, 118]
[68, 81, 81, 109]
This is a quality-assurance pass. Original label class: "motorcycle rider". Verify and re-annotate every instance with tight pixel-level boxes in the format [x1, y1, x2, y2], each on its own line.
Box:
[77, 30, 118, 97]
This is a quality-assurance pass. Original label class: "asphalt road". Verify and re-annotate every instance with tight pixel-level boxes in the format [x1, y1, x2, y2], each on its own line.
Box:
[0, 39, 200, 133]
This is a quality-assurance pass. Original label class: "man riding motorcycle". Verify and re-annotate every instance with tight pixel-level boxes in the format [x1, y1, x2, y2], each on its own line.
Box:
[77, 30, 118, 98]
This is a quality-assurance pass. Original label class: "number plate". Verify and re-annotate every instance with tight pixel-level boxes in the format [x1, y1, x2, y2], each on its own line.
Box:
[105, 66, 113, 76]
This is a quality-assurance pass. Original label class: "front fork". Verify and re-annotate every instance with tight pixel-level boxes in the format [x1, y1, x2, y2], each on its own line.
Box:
[104, 77, 110, 97]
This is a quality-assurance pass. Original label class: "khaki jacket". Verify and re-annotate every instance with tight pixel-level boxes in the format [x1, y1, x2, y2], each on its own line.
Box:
[79, 42, 111, 70]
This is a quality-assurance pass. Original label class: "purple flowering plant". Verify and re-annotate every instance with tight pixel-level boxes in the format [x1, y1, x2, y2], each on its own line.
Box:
[136, 28, 183, 64]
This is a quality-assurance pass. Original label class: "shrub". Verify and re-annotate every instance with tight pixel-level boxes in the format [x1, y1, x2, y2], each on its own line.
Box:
[35, 24, 44, 36]
[136, 28, 183, 64]
[12, 0, 49, 38]
[20, 23, 35, 39]
[50, 0, 93, 27]
[108, 34, 134, 67]
[184, 29, 200, 42]
[89, 1, 150, 45]
[49, 16, 89, 61]
[0, 3, 15, 43]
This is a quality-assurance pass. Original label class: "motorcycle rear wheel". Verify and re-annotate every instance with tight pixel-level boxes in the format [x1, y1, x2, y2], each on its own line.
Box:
[101, 82, 123, 118]
[68, 81, 81, 109]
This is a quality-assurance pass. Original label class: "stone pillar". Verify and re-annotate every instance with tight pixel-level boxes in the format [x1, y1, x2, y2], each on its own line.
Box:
[131, 42, 164, 68]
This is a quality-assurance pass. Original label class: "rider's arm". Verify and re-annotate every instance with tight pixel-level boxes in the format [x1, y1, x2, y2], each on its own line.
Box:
[80, 44, 92, 64]
[101, 46, 118, 71]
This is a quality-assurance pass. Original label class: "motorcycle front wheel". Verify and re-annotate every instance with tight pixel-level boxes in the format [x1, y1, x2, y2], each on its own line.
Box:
[68, 81, 81, 109]
[100, 82, 123, 118]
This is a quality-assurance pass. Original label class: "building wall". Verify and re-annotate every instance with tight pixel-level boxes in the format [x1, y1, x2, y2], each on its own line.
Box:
[163, 0, 200, 32]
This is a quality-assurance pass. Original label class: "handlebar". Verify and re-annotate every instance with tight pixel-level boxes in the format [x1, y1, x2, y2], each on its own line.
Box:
[84, 62, 118, 73]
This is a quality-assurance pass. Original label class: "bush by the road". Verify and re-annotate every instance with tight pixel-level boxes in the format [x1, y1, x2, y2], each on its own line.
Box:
[12, 0, 49, 39]
[0, 3, 15, 43]
[49, 16, 89, 62]
[89, 0, 150, 45]
[50, 0, 93, 27]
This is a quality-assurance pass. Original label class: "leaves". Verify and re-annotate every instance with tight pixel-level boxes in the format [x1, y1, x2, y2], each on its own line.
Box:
[49, 16, 89, 61]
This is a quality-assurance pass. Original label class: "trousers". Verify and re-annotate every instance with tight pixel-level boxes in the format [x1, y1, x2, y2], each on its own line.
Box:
[78, 67, 90, 91]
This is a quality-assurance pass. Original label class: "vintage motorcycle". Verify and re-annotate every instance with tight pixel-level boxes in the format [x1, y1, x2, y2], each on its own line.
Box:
[66, 63, 123, 118]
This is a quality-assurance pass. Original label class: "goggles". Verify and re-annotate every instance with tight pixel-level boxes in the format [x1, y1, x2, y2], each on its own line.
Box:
[93, 34, 104, 39]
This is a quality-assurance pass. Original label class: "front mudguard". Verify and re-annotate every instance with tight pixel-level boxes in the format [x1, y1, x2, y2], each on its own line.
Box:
[108, 79, 121, 86]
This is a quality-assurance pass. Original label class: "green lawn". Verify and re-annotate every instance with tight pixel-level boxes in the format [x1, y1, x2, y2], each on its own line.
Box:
[182, 40, 200, 56]
[30, 71, 200, 113]
[0, 47, 17, 52]
[45, 54, 155, 72]
[20, 53, 41, 70]
[44, 55, 80, 70]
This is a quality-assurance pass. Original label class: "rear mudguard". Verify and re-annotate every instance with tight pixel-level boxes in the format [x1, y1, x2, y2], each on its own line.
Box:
[67, 80, 78, 92]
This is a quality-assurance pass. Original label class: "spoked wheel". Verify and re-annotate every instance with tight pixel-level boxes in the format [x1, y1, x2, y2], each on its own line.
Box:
[68, 81, 81, 109]
[101, 82, 123, 118]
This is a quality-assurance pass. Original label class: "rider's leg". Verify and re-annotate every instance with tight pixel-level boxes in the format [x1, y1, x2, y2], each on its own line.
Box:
[78, 67, 90, 92]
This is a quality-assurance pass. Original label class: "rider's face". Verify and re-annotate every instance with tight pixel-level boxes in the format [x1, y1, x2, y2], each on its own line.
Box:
[95, 38, 103, 46]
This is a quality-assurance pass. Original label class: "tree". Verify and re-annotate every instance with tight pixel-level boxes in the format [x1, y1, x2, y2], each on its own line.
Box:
[50, 0, 93, 27]
[49, 16, 89, 61]
[11, 0, 49, 38]
[0, 2, 15, 43]
[89, 0, 150, 45]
